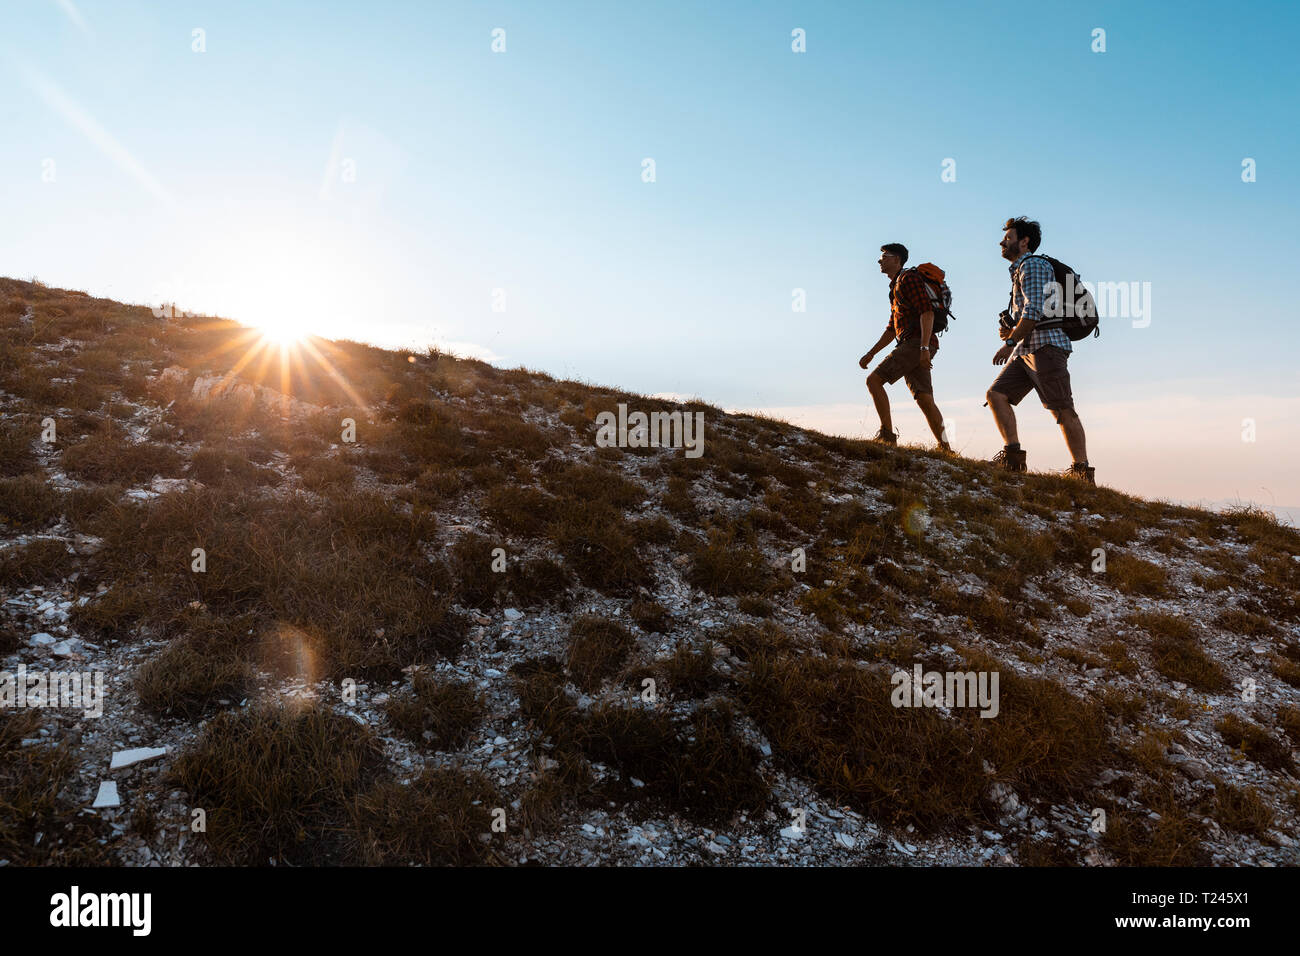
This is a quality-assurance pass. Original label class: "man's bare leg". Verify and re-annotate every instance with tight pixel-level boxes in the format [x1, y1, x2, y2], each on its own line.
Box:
[867, 372, 893, 433]
[915, 392, 947, 445]
[1058, 408, 1088, 462]
[986, 389, 1019, 445]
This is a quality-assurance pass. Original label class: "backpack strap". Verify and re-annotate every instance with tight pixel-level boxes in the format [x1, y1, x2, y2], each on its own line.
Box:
[1020, 254, 1070, 330]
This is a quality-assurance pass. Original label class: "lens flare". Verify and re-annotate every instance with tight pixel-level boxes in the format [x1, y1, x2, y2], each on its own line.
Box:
[902, 503, 931, 537]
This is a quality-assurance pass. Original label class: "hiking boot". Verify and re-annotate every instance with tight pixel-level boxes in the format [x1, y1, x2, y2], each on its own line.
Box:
[1065, 461, 1096, 485]
[989, 447, 1027, 472]
[870, 427, 898, 446]
[937, 440, 955, 456]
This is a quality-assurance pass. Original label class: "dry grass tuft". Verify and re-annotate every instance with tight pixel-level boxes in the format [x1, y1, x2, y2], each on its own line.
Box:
[62, 429, 184, 484]
[1215, 713, 1294, 773]
[1208, 778, 1274, 835]
[0, 538, 75, 587]
[350, 768, 500, 865]
[384, 671, 484, 750]
[134, 615, 256, 717]
[169, 703, 386, 865]
[1100, 787, 1208, 866]
[566, 616, 637, 691]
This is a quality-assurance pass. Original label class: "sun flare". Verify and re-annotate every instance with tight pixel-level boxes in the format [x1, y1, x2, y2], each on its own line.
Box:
[250, 312, 313, 345]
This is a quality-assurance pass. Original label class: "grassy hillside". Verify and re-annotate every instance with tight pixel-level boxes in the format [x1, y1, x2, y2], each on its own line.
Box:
[1, 277, 1297, 867]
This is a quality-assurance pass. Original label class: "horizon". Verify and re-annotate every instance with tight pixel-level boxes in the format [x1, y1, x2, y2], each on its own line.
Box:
[3, 0, 1297, 520]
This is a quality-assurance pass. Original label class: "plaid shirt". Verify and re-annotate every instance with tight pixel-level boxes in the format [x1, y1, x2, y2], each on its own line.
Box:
[1008, 253, 1072, 359]
[887, 269, 940, 350]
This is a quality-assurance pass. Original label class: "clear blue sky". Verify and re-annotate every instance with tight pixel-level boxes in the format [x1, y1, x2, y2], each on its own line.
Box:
[3, 0, 1297, 516]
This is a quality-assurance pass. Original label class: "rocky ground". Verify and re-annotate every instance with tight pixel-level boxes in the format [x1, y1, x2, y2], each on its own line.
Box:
[2, 279, 1298, 867]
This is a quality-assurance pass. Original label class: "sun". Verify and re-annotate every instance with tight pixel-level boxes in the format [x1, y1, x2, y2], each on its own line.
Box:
[250, 312, 313, 346]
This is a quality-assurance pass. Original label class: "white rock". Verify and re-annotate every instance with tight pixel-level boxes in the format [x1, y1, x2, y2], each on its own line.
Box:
[779, 826, 805, 841]
[150, 477, 192, 494]
[834, 832, 856, 849]
[988, 782, 1020, 814]
[92, 781, 120, 808]
[109, 747, 167, 770]
[503, 608, 523, 621]
[30, 633, 56, 646]
[50, 639, 82, 657]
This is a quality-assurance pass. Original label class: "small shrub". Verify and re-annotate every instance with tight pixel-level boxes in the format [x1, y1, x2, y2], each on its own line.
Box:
[298, 456, 355, 492]
[134, 630, 253, 718]
[384, 671, 483, 750]
[1107, 552, 1168, 596]
[578, 702, 767, 825]
[661, 643, 723, 698]
[685, 526, 773, 597]
[1215, 713, 1294, 773]
[567, 616, 636, 691]
[505, 557, 573, 608]
[0, 475, 62, 531]
[629, 599, 670, 633]
[483, 485, 561, 538]
[350, 769, 498, 865]
[190, 447, 278, 488]
[1101, 788, 1208, 866]
[0, 538, 75, 587]
[169, 704, 386, 865]
[1277, 705, 1300, 745]
[547, 499, 652, 593]
[63, 432, 183, 484]
[447, 533, 504, 609]
[1214, 607, 1275, 637]
[1210, 780, 1273, 835]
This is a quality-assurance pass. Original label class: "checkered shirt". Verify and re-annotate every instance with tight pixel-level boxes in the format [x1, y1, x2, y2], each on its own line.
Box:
[1008, 253, 1072, 359]
[887, 269, 940, 350]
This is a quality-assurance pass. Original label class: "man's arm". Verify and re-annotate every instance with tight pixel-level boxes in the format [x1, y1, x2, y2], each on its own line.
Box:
[859, 325, 895, 369]
[994, 314, 1035, 364]
[1005, 314, 1036, 346]
[918, 310, 934, 367]
[995, 257, 1050, 362]
[1010, 256, 1052, 344]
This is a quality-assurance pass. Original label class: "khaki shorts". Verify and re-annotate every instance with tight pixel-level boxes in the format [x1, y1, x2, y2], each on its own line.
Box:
[873, 337, 933, 397]
[988, 345, 1075, 422]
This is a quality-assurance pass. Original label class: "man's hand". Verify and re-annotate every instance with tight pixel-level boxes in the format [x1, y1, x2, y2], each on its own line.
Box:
[993, 343, 1015, 366]
[858, 351, 875, 369]
[999, 324, 1013, 341]
[918, 349, 932, 370]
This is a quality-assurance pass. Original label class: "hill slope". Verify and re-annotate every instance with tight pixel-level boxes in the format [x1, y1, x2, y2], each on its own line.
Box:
[1, 277, 1298, 867]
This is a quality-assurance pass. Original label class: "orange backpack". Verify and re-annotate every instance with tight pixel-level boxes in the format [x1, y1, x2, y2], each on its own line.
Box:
[905, 263, 954, 335]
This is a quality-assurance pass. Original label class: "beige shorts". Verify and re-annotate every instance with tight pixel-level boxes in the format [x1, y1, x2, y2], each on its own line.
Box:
[989, 345, 1075, 422]
[873, 338, 933, 398]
